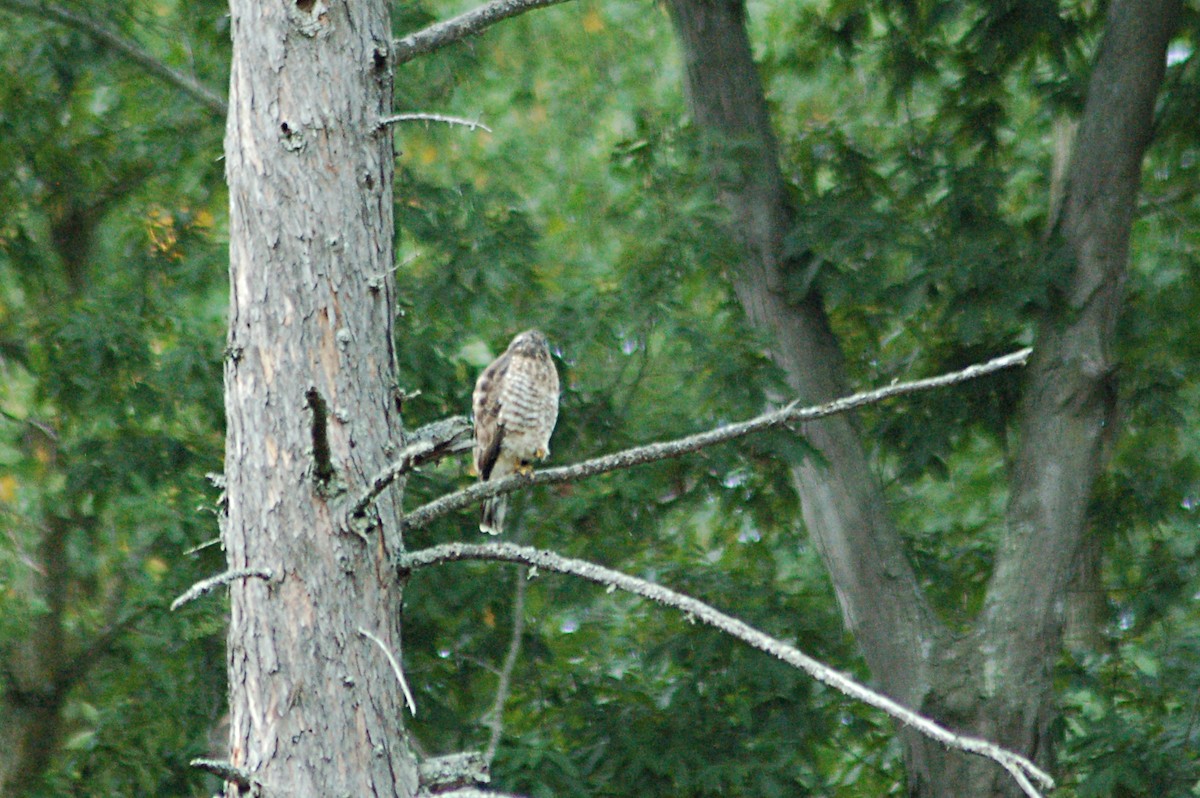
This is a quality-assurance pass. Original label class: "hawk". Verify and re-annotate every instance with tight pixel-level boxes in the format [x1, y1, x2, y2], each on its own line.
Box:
[472, 329, 560, 535]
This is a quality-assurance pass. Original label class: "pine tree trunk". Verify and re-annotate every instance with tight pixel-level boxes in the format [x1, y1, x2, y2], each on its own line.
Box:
[222, 1, 416, 794]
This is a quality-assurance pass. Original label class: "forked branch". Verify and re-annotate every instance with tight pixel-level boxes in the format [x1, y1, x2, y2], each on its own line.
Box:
[341, 415, 472, 534]
[399, 348, 1032, 531]
[399, 542, 1055, 797]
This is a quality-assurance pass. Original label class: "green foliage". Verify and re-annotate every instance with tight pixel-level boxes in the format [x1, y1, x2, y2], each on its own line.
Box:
[1060, 629, 1200, 798]
[2, 0, 1198, 794]
[393, 0, 1200, 795]
[0, 2, 229, 794]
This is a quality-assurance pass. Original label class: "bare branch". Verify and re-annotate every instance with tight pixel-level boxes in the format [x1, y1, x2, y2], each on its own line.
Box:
[340, 415, 472, 534]
[382, 112, 493, 133]
[183, 536, 222, 555]
[483, 568, 527, 764]
[399, 541, 1054, 797]
[418, 751, 490, 793]
[395, 0, 573, 65]
[401, 348, 1032, 531]
[0, 0, 227, 115]
[357, 627, 418, 716]
[170, 568, 273, 611]
[189, 758, 257, 790]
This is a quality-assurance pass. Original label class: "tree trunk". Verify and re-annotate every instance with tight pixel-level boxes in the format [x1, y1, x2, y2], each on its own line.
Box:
[665, 0, 936, 711]
[222, 1, 416, 795]
[947, 0, 1180, 791]
[0, 516, 70, 796]
[0, 201, 111, 796]
[665, 0, 1179, 795]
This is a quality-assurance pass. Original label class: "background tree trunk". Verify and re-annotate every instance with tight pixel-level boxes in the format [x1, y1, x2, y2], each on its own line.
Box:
[222, 1, 416, 794]
[665, 0, 1180, 794]
[954, 0, 1181, 792]
[0, 213, 147, 797]
[664, 0, 937, 714]
[0, 515, 70, 796]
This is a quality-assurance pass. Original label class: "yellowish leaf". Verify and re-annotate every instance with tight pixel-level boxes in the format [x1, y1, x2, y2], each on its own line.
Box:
[582, 9, 605, 33]
[0, 475, 16, 503]
[193, 209, 214, 229]
[144, 556, 169, 580]
[33, 441, 53, 465]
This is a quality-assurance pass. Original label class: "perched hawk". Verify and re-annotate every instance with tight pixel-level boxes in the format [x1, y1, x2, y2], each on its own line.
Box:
[472, 329, 560, 535]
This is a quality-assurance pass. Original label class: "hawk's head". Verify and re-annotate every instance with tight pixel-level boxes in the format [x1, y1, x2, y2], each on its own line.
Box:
[509, 329, 551, 359]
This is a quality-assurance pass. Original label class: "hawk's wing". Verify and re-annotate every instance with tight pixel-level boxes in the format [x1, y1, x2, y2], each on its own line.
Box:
[473, 350, 511, 480]
[477, 426, 506, 481]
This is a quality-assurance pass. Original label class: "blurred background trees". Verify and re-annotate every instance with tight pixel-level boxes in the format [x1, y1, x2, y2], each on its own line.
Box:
[0, 3, 228, 793]
[1, 0, 1197, 795]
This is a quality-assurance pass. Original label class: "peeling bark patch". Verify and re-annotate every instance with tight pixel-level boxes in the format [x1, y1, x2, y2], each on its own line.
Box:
[306, 387, 336, 489]
[295, 0, 315, 12]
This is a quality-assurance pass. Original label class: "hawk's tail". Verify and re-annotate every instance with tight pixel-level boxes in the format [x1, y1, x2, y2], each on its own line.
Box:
[480, 496, 508, 535]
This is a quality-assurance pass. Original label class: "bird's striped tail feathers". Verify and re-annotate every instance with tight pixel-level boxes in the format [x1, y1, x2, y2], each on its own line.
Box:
[480, 496, 507, 535]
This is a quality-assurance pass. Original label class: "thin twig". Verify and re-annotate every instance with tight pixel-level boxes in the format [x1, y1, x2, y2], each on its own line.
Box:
[400, 348, 1033, 531]
[183, 536, 222, 555]
[0, 0, 227, 114]
[399, 542, 1055, 797]
[170, 568, 273, 611]
[0, 408, 58, 440]
[358, 627, 418, 716]
[395, 0, 574, 65]
[483, 568, 527, 764]
[381, 112, 493, 133]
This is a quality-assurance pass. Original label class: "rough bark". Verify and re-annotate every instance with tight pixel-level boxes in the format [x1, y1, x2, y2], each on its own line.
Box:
[222, 1, 416, 795]
[665, 0, 1180, 795]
